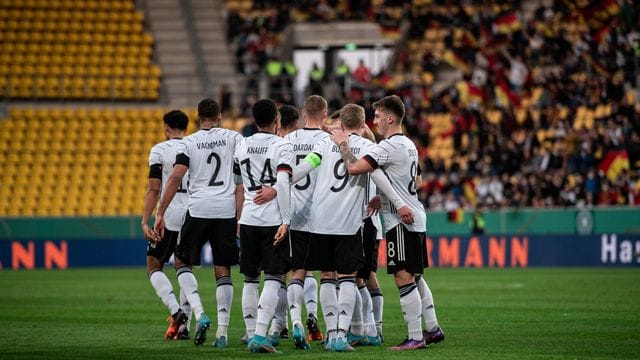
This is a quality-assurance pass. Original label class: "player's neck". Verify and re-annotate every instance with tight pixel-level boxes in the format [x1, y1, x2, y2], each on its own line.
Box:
[200, 120, 216, 130]
[257, 125, 276, 134]
[384, 125, 403, 138]
[304, 118, 324, 129]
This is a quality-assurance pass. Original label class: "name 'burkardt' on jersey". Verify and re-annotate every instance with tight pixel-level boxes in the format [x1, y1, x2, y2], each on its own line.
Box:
[148, 138, 188, 232]
[176, 127, 243, 219]
[235, 132, 294, 227]
[309, 134, 375, 235]
[363, 134, 427, 232]
[283, 128, 330, 232]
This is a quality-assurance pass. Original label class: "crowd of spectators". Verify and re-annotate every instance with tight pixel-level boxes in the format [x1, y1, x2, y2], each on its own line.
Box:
[226, 0, 640, 209]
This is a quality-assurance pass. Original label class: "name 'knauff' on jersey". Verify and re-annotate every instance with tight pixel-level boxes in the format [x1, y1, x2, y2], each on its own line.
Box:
[235, 132, 293, 226]
[310, 134, 374, 235]
[176, 127, 243, 219]
[283, 128, 330, 232]
[149, 138, 188, 231]
[363, 134, 427, 232]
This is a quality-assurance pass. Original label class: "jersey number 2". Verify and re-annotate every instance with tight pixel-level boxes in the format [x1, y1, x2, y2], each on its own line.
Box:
[207, 152, 223, 186]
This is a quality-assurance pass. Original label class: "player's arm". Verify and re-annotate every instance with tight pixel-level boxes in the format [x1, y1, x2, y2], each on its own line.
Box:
[370, 169, 414, 225]
[154, 160, 188, 237]
[273, 165, 292, 245]
[142, 164, 162, 242]
[331, 129, 373, 175]
[291, 152, 320, 183]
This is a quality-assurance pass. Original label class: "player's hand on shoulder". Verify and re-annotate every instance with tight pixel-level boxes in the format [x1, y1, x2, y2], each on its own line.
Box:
[152, 215, 165, 239]
[273, 224, 289, 245]
[398, 206, 415, 225]
[367, 195, 381, 216]
[330, 128, 348, 145]
[254, 186, 276, 205]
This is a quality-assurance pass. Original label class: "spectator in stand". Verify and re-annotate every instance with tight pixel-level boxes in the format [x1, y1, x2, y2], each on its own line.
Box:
[352, 59, 371, 84]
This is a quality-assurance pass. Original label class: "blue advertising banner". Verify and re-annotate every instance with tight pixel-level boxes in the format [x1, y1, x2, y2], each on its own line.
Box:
[0, 234, 638, 270]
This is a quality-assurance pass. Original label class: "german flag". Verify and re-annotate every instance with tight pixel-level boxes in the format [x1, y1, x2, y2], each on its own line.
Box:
[468, 83, 484, 104]
[447, 208, 465, 223]
[443, 50, 471, 74]
[493, 12, 521, 34]
[495, 80, 510, 108]
[599, 150, 630, 182]
[463, 180, 476, 205]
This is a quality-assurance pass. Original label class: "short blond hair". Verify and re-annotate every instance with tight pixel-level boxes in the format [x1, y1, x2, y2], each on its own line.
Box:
[340, 104, 365, 130]
[303, 95, 327, 118]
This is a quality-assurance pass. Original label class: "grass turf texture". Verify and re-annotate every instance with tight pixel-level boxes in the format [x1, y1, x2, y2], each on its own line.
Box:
[0, 268, 638, 359]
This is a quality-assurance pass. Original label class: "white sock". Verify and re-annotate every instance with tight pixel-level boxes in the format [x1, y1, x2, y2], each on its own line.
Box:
[369, 288, 384, 334]
[179, 289, 192, 331]
[416, 275, 439, 332]
[216, 276, 233, 339]
[320, 279, 338, 335]
[337, 277, 357, 333]
[287, 278, 304, 329]
[176, 267, 204, 320]
[399, 283, 422, 341]
[350, 283, 364, 335]
[269, 283, 288, 335]
[149, 270, 180, 315]
[242, 277, 260, 339]
[255, 277, 281, 337]
[359, 285, 376, 337]
[304, 275, 318, 318]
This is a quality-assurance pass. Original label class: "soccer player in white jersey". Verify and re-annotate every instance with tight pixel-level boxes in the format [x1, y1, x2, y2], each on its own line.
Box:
[331, 95, 444, 350]
[236, 99, 294, 353]
[141, 110, 191, 340]
[291, 104, 412, 352]
[154, 99, 243, 347]
[255, 96, 330, 349]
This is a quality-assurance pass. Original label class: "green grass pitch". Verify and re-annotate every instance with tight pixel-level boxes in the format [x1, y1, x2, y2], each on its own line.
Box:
[0, 267, 638, 359]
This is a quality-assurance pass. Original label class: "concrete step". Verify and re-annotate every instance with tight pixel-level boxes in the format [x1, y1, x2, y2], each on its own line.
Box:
[154, 32, 190, 42]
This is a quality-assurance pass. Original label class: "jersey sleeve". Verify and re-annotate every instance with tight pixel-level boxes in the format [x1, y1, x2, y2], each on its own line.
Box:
[276, 141, 294, 173]
[363, 141, 392, 169]
[148, 145, 163, 179]
[175, 139, 190, 166]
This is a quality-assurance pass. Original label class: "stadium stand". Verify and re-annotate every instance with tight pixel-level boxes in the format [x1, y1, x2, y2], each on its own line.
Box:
[0, 0, 160, 100]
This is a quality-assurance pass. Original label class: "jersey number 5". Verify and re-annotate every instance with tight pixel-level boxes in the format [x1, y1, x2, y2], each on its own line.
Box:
[295, 154, 311, 190]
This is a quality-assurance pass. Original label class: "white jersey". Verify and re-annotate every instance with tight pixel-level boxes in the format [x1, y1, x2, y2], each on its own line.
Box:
[363, 134, 426, 232]
[310, 134, 374, 235]
[176, 128, 242, 219]
[235, 132, 294, 226]
[149, 138, 188, 231]
[283, 128, 330, 231]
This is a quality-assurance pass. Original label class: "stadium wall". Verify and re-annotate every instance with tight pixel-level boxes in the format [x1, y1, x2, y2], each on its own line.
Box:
[0, 208, 638, 269]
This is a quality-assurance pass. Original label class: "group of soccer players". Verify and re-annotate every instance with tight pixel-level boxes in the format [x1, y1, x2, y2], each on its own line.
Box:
[141, 94, 445, 352]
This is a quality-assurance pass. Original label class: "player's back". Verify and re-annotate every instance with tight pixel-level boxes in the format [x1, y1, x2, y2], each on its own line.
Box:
[179, 127, 242, 219]
[149, 138, 188, 231]
[310, 134, 374, 235]
[236, 132, 292, 226]
[284, 128, 330, 231]
[370, 134, 426, 232]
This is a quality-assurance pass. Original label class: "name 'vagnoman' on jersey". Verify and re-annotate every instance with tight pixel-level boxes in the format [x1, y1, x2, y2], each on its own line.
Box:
[234, 132, 293, 226]
[175, 127, 243, 219]
[283, 128, 330, 232]
[363, 134, 427, 232]
[309, 134, 374, 235]
[148, 138, 188, 232]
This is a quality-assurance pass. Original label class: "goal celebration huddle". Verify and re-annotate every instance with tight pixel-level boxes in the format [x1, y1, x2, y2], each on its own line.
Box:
[141, 94, 445, 352]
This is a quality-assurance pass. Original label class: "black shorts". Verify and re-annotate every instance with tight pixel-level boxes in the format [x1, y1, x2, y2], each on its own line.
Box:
[306, 230, 364, 274]
[357, 217, 379, 279]
[385, 224, 427, 275]
[174, 211, 239, 267]
[239, 224, 291, 277]
[289, 230, 310, 270]
[147, 229, 179, 264]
